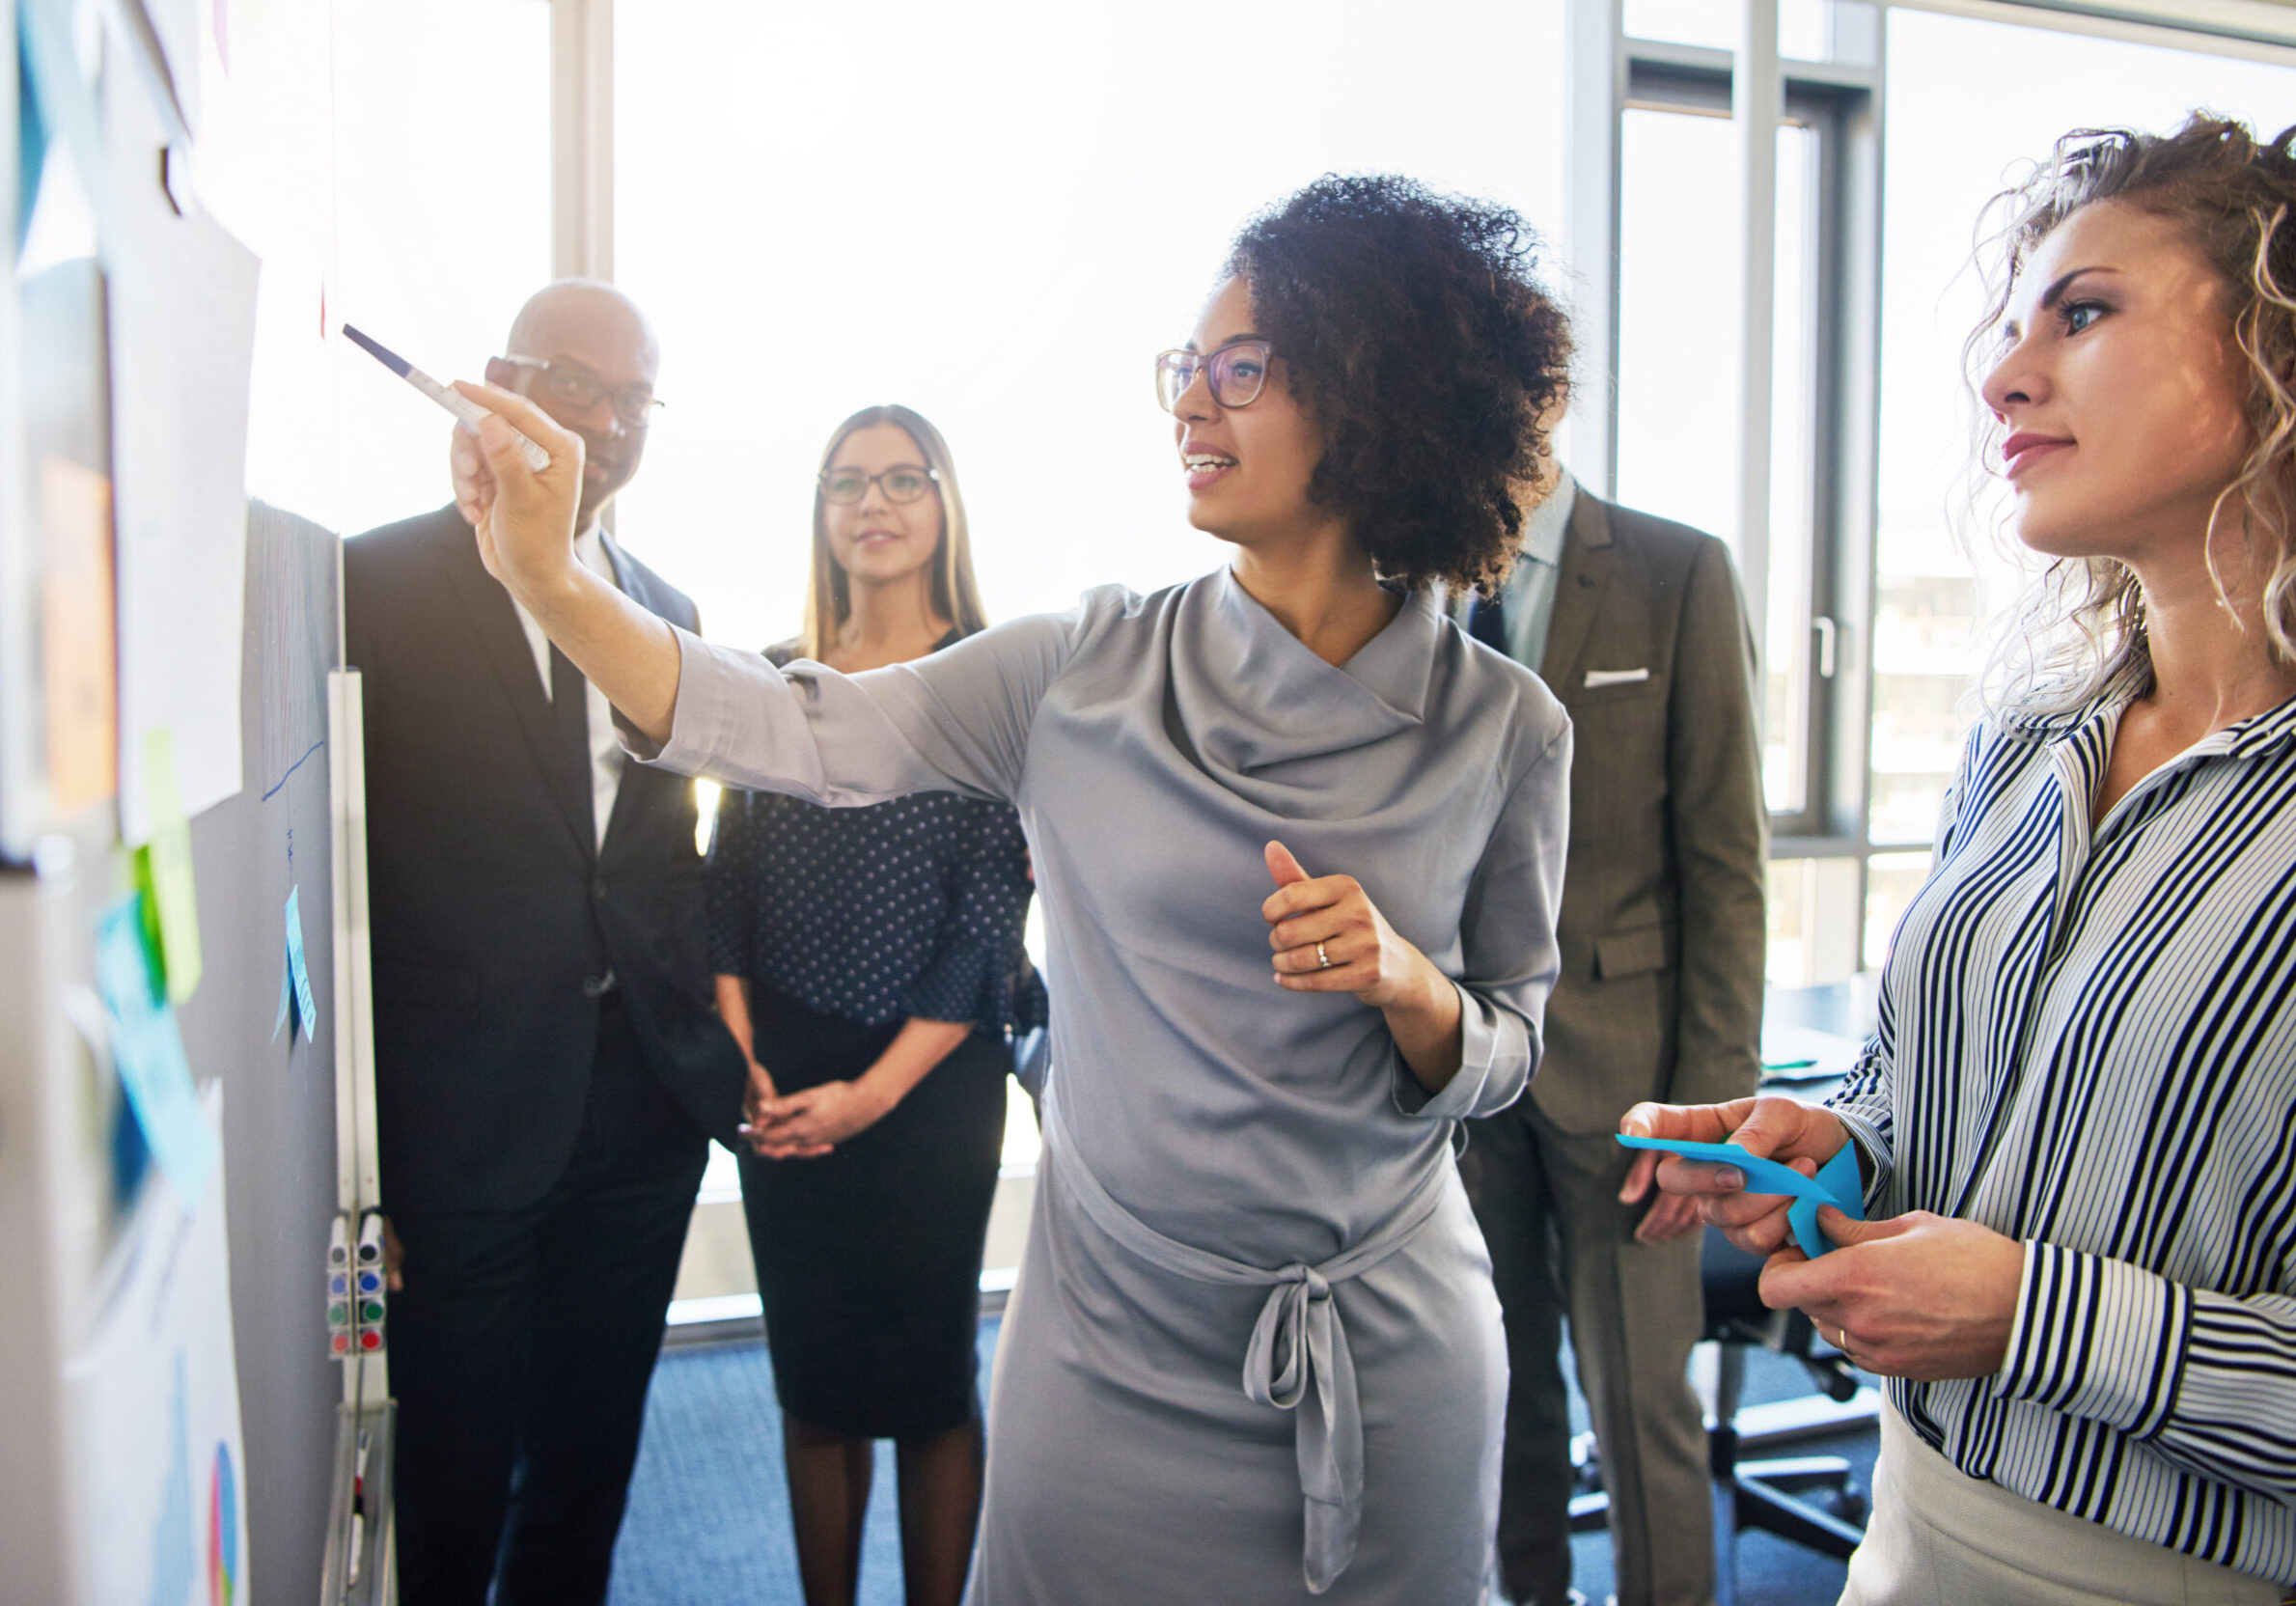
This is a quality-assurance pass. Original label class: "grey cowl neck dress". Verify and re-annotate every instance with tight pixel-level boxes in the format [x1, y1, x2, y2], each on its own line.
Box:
[648, 568, 1571, 1602]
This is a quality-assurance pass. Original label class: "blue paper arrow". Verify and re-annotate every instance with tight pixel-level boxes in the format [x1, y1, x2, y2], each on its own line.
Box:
[1615, 1135, 1866, 1259]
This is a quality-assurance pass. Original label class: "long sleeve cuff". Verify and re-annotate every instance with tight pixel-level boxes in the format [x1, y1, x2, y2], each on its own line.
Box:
[1991, 1241, 2189, 1439]
[900, 942, 1003, 1030]
[1829, 1108, 1895, 1214]
[1394, 982, 1528, 1121]
[1825, 1043, 1897, 1212]
[630, 625, 789, 781]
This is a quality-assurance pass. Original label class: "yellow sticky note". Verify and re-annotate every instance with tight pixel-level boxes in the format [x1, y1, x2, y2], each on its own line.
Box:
[135, 729, 204, 1005]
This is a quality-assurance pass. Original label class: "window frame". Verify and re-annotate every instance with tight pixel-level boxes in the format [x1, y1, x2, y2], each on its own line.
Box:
[1574, 0, 2296, 983]
[1608, 53, 1873, 844]
[553, 0, 2296, 986]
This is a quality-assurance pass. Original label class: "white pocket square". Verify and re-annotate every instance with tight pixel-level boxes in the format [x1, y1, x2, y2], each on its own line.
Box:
[1584, 667, 1650, 688]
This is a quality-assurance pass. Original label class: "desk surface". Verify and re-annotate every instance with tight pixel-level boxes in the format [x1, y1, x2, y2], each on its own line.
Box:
[1765, 977, 1881, 1039]
[1760, 978, 1880, 1092]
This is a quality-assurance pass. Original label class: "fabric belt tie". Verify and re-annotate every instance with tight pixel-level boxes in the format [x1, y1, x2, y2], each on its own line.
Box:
[1042, 1082, 1452, 1594]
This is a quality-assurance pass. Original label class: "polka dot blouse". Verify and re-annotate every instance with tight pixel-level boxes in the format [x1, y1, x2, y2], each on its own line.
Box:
[705, 638, 1046, 1034]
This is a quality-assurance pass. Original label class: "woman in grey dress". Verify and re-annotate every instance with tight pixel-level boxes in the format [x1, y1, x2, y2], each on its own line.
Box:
[447, 176, 1574, 1602]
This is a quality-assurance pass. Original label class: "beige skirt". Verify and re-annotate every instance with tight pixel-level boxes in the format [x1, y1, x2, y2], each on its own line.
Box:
[1840, 1406, 2287, 1606]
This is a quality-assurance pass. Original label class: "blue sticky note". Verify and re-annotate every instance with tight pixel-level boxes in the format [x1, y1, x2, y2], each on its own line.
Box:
[1616, 1134, 1866, 1259]
[93, 894, 217, 1204]
[16, 14, 48, 255]
[272, 951, 291, 1042]
[285, 887, 317, 1042]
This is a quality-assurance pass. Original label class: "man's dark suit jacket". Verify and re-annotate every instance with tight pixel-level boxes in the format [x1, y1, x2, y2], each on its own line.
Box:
[345, 504, 744, 1214]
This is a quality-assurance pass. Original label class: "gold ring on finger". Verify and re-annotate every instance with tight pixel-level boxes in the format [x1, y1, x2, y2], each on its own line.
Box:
[1315, 942, 1333, 969]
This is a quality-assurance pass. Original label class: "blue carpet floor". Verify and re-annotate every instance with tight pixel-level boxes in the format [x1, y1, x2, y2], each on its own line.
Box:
[608, 1317, 1872, 1605]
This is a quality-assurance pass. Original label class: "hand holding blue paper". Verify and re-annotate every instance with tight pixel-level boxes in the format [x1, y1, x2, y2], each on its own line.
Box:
[1615, 1134, 1866, 1258]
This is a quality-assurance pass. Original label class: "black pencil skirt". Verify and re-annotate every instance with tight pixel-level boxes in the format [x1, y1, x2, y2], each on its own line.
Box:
[736, 985, 1010, 1439]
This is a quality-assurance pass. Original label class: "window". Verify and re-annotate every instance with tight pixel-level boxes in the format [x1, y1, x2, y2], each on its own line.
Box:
[331, 0, 553, 542]
[1590, 1, 2296, 983]
[1613, 95, 1840, 822]
[1625, 0, 1833, 59]
[611, 0, 1567, 654]
[1866, 6, 2296, 947]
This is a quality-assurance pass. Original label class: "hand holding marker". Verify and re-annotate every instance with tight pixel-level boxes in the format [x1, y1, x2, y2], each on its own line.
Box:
[343, 324, 552, 473]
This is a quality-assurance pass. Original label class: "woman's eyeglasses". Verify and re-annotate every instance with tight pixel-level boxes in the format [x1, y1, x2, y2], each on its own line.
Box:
[1154, 341, 1273, 413]
[818, 465, 940, 505]
[497, 356, 664, 428]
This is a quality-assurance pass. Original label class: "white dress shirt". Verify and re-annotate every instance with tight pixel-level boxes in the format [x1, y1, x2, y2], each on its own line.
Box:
[1495, 469, 1574, 674]
[512, 528, 623, 849]
[1450, 470, 1575, 674]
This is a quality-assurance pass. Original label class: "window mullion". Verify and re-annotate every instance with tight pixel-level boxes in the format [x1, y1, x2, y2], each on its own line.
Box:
[1734, 1, 1782, 666]
[551, 0, 614, 282]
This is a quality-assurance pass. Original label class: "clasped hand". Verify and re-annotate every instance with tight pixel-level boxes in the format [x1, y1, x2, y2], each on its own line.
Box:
[1620, 1094, 2026, 1381]
[740, 1059, 886, 1160]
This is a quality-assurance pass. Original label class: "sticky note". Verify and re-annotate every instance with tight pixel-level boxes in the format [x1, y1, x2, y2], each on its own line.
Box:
[1615, 1134, 1867, 1259]
[15, 13, 49, 255]
[94, 893, 217, 1204]
[284, 886, 317, 1041]
[272, 953, 290, 1042]
[38, 455, 119, 817]
[135, 729, 204, 1004]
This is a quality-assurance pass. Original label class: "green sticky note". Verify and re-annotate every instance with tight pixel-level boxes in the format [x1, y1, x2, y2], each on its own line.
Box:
[135, 729, 204, 1004]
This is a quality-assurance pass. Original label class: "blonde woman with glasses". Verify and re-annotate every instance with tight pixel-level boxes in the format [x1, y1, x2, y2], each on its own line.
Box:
[706, 405, 1041, 1606]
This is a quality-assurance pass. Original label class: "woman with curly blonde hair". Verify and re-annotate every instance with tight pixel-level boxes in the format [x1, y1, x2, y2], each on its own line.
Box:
[1631, 115, 2296, 1603]
[1968, 115, 2296, 717]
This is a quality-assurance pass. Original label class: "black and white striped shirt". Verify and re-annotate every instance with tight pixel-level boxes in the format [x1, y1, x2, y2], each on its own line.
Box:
[1832, 690, 2296, 1587]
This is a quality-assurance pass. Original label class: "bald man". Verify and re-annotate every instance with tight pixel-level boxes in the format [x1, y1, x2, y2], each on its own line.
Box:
[346, 281, 745, 1605]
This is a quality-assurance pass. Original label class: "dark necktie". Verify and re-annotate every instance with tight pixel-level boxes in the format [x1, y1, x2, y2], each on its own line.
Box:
[1467, 592, 1508, 655]
[549, 644, 596, 848]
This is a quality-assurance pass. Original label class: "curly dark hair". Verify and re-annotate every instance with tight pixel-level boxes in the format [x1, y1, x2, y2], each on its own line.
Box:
[1224, 173, 1574, 592]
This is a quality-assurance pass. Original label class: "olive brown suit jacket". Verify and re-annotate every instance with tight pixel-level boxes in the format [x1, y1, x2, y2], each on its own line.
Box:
[1529, 489, 1766, 1132]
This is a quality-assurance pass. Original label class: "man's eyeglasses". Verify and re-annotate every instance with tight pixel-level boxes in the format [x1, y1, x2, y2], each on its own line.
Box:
[818, 465, 940, 505]
[498, 356, 664, 428]
[1153, 341, 1274, 413]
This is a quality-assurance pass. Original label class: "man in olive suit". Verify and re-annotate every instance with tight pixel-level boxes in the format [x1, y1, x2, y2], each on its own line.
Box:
[1459, 457, 1767, 1606]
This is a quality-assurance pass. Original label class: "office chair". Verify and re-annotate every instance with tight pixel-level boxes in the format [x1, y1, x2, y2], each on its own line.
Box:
[1700, 1227, 1871, 1604]
[1563, 1229, 1873, 1606]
